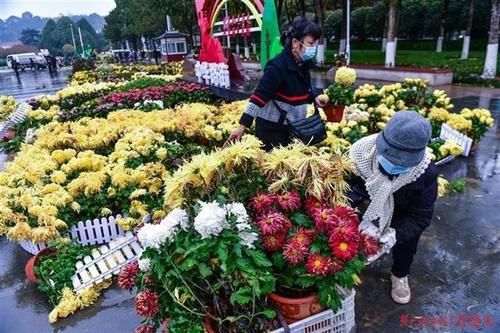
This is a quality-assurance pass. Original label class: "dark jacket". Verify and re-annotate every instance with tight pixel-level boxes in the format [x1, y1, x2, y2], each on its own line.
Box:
[239, 49, 315, 128]
[349, 163, 439, 243]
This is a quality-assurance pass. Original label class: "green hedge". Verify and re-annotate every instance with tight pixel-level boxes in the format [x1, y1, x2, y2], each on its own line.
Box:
[328, 39, 488, 52]
[0, 58, 6, 67]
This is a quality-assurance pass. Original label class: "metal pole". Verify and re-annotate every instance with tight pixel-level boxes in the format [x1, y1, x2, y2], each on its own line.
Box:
[224, 3, 231, 49]
[78, 27, 84, 56]
[346, 0, 351, 65]
[70, 24, 77, 53]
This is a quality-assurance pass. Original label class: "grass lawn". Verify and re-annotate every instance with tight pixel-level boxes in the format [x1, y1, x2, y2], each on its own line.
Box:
[325, 49, 500, 88]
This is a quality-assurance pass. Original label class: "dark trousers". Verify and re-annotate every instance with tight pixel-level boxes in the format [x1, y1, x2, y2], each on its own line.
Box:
[391, 234, 421, 278]
[255, 117, 290, 151]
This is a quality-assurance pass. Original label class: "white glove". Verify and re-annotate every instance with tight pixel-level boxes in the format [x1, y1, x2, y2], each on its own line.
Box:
[365, 227, 397, 265]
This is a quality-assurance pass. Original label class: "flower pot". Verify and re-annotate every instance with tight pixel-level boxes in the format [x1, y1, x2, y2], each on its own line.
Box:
[470, 142, 478, 154]
[323, 105, 344, 123]
[2, 129, 16, 141]
[268, 292, 323, 324]
[25, 247, 56, 283]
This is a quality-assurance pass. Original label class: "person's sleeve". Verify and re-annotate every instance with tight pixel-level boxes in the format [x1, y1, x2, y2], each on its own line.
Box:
[239, 63, 283, 128]
[347, 174, 370, 208]
[395, 166, 439, 243]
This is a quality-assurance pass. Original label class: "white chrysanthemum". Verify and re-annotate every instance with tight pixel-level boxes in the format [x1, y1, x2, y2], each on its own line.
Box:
[161, 207, 189, 231]
[137, 222, 178, 250]
[138, 258, 151, 272]
[194, 201, 229, 239]
[225, 202, 250, 230]
[239, 231, 258, 249]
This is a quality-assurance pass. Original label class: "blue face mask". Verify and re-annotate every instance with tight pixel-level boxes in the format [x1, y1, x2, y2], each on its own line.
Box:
[377, 154, 411, 175]
[298, 41, 317, 61]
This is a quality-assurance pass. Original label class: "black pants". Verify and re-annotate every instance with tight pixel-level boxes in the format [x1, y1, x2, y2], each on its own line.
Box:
[255, 117, 290, 151]
[391, 234, 421, 278]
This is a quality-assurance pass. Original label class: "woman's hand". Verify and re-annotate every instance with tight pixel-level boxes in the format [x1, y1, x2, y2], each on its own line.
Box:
[315, 95, 328, 107]
[223, 125, 246, 148]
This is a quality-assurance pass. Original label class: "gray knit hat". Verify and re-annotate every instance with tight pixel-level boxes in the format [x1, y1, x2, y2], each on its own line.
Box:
[375, 111, 432, 168]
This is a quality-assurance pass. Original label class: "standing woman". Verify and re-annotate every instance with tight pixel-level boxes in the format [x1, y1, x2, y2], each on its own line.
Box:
[225, 17, 325, 151]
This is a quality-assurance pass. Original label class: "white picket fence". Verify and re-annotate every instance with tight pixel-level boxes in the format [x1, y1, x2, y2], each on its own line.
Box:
[71, 231, 142, 293]
[18, 214, 128, 255]
[0, 103, 30, 138]
[439, 123, 473, 157]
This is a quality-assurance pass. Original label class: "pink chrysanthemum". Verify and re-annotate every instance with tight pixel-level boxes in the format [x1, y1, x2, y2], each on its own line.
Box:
[329, 221, 359, 241]
[329, 235, 359, 262]
[312, 207, 340, 233]
[276, 190, 301, 212]
[305, 253, 334, 277]
[334, 205, 359, 226]
[262, 233, 287, 251]
[329, 257, 345, 273]
[249, 193, 275, 213]
[134, 324, 155, 333]
[135, 289, 160, 317]
[360, 233, 379, 256]
[256, 212, 291, 236]
[304, 197, 326, 217]
[293, 227, 316, 246]
[118, 260, 138, 290]
[283, 238, 309, 265]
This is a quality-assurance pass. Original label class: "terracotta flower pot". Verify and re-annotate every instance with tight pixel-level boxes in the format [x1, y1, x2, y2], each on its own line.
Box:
[323, 105, 345, 123]
[25, 247, 56, 284]
[2, 129, 16, 142]
[269, 292, 323, 324]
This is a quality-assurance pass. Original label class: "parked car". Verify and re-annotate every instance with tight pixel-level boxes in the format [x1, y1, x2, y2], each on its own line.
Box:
[6, 53, 47, 70]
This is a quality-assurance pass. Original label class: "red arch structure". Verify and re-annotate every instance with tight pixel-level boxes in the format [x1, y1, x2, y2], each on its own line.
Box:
[195, 0, 264, 62]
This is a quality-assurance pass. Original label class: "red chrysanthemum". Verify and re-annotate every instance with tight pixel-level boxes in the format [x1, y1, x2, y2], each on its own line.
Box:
[276, 190, 301, 212]
[256, 212, 291, 236]
[134, 324, 155, 333]
[118, 260, 138, 290]
[304, 197, 326, 217]
[135, 289, 159, 317]
[294, 227, 316, 246]
[283, 238, 309, 265]
[329, 221, 359, 241]
[329, 235, 359, 262]
[263, 233, 287, 251]
[360, 233, 379, 256]
[334, 205, 359, 226]
[312, 207, 340, 233]
[305, 253, 334, 276]
[249, 193, 275, 213]
[329, 257, 345, 273]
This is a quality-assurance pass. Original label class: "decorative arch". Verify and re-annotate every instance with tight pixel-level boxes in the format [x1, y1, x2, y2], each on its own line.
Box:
[209, 0, 263, 31]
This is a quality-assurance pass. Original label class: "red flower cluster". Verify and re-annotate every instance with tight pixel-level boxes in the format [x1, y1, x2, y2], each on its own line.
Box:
[118, 260, 138, 290]
[134, 324, 155, 333]
[135, 289, 160, 317]
[276, 191, 301, 211]
[305, 253, 334, 276]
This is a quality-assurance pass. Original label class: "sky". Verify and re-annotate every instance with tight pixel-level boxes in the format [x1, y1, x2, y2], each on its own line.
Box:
[0, 0, 116, 20]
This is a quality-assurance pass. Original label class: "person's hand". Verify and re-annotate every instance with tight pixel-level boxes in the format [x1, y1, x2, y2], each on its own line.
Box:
[223, 125, 246, 148]
[315, 94, 329, 107]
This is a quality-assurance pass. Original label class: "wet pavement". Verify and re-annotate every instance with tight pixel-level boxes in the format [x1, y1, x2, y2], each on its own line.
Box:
[0, 68, 72, 102]
[0, 72, 499, 332]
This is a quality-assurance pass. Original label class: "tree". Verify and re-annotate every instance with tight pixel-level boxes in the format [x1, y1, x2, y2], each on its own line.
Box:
[436, 0, 451, 52]
[385, 0, 399, 68]
[461, 0, 474, 59]
[19, 28, 40, 46]
[482, 0, 500, 78]
[62, 43, 74, 54]
[314, 0, 326, 65]
[39, 19, 57, 53]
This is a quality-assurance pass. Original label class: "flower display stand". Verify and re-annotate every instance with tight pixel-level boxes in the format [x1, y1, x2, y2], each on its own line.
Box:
[0, 103, 30, 138]
[18, 215, 127, 255]
[439, 123, 473, 157]
[71, 231, 142, 292]
[271, 289, 355, 333]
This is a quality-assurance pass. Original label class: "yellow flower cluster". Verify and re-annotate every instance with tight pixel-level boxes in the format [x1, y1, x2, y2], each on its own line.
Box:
[354, 83, 379, 100]
[437, 176, 449, 198]
[446, 113, 472, 132]
[404, 78, 429, 89]
[48, 279, 112, 323]
[335, 66, 356, 86]
[26, 105, 60, 122]
[439, 140, 463, 157]
[431, 90, 454, 110]
[461, 108, 494, 127]
[427, 107, 450, 123]
[0, 95, 17, 121]
[70, 71, 95, 85]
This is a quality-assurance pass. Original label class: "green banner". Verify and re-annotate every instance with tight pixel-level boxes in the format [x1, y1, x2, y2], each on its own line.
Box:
[260, 0, 283, 68]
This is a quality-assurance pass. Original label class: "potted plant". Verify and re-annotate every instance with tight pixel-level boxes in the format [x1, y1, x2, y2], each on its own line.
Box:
[321, 66, 356, 123]
[247, 190, 379, 323]
[124, 201, 277, 333]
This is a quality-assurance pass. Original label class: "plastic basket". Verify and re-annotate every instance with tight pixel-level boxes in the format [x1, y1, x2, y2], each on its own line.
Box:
[271, 289, 355, 333]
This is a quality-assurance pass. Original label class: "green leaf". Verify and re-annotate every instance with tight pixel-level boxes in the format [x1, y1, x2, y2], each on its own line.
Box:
[229, 286, 252, 305]
[263, 308, 277, 319]
[198, 263, 212, 278]
[249, 250, 272, 267]
[291, 212, 313, 227]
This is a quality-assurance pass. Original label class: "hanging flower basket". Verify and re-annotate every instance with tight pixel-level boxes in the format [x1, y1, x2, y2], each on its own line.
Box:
[268, 291, 323, 324]
[323, 105, 344, 123]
